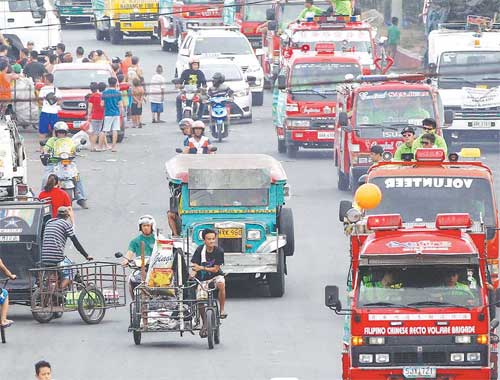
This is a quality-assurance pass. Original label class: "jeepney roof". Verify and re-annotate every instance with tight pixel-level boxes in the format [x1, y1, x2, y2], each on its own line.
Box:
[165, 154, 287, 183]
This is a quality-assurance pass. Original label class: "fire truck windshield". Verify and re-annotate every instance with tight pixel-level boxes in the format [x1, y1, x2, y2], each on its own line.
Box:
[243, 4, 268, 21]
[355, 90, 434, 127]
[291, 62, 360, 99]
[357, 265, 482, 309]
[290, 30, 372, 53]
[367, 177, 495, 226]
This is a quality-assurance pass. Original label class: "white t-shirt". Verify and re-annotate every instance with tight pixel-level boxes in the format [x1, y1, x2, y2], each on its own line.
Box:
[149, 73, 165, 104]
[39, 85, 60, 114]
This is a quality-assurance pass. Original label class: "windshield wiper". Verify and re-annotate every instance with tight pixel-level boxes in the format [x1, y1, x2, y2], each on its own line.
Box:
[481, 77, 500, 81]
[440, 77, 477, 86]
[358, 123, 398, 131]
[362, 301, 420, 310]
[407, 300, 471, 310]
[291, 88, 327, 98]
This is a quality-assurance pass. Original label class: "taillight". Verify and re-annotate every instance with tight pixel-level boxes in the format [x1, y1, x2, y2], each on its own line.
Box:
[61, 160, 71, 165]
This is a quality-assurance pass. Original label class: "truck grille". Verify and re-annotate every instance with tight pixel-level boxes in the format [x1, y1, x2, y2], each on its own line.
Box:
[240, 66, 248, 73]
[393, 352, 417, 364]
[446, 106, 500, 120]
[129, 13, 158, 21]
[423, 351, 447, 364]
[62, 101, 86, 110]
[311, 118, 335, 129]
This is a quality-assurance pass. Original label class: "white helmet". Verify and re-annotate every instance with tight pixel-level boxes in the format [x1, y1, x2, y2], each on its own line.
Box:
[54, 121, 69, 133]
[138, 214, 156, 234]
[192, 120, 206, 130]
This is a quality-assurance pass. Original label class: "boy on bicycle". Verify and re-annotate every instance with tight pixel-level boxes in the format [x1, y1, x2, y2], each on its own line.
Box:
[0, 258, 16, 327]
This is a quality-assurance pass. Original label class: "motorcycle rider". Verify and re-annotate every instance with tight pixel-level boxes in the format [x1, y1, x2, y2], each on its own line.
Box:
[42, 122, 88, 209]
[183, 120, 213, 154]
[122, 215, 157, 297]
[207, 72, 234, 127]
[176, 58, 207, 122]
[179, 117, 194, 147]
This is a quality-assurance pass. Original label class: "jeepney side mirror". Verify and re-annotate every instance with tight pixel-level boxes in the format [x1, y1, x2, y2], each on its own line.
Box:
[114, 252, 123, 258]
[268, 21, 277, 31]
[325, 285, 342, 311]
[277, 74, 286, 90]
[486, 226, 497, 241]
[444, 109, 454, 125]
[339, 200, 353, 222]
[338, 111, 349, 127]
[266, 8, 275, 21]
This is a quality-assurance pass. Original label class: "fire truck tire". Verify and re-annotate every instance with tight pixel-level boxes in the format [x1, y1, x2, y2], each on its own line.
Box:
[337, 169, 349, 191]
[111, 29, 122, 45]
[278, 139, 286, 154]
[268, 249, 285, 297]
[96, 28, 105, 41]
[252, 91, 264, 106]
[279, 208, 294, 257]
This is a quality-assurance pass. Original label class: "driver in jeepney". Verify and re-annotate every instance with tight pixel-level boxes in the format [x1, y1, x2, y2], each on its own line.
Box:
[42, 122, 88, 209]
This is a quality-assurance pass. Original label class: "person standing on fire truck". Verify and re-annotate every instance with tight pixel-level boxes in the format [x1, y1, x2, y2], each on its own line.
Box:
[413, 118, 447, 155]
[298, 0, 324, 20]
[393, 126, 416, 161]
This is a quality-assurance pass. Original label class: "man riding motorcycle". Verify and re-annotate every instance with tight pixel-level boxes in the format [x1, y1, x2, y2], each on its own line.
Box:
[42, 122, 88, 209]
[176, 58, 207, 122]
[122, 215, 157, 298]
[207, 72, 234, 127]
[183, 120, 213, 154]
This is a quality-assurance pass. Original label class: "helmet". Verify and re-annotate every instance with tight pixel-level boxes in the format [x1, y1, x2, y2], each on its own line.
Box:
[189, 57, 200, 68]
[138, 214, 156, 234]
[192, 120, 206, 130]
[212, 72, 225, 87]
[54, 121, 69, 133]
[178, 117, 194, 129]
[57, 206, 70, 218]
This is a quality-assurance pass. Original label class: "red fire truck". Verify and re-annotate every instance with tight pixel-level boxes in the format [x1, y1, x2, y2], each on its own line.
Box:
[326, 206, 500, 380]
[274, 43, 361, 157]
[155, 0, 224, 52]
[334, 74, 453, 192]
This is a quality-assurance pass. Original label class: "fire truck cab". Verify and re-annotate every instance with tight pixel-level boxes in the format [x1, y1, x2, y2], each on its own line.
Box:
[327, 208, 500, 380]
[274, 43, 361, 157]
[334, 74, 449, 192]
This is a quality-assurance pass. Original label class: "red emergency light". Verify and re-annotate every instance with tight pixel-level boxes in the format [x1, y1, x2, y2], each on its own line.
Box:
[435, 213, 472, 230]
[367, 214, 402, 231]
[415, 148, 446, 162]
[301, 44, 310, 53]
[315, 43, 335, 54]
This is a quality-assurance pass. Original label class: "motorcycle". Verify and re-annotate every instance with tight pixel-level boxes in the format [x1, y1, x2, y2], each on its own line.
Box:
[53, 153, 79, 201]
[180, 85, 201, 120]
[209, 96, 230, 143]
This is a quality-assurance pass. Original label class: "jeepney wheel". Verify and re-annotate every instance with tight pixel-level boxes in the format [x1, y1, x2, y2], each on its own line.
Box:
[77, 287, 106, 325]
[31, 289, 55, 324]
[337, 168, 349, 191]
[206, 308, 215, 349]
[278, 139, 286, 154]
[279, 208, 294, 257]
[111, 28, 122, 45]
[268, 249, 285, 297]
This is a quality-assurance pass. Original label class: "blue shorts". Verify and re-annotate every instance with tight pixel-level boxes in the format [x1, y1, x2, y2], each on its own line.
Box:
[0, 288, 8, 305]
[39, 112, 58, 134]
[151, 102, 164, 113]
[58, 257, 74, 280]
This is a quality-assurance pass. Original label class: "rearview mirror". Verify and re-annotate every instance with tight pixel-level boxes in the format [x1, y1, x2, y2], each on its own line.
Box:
[325, 285, 342, 311]
[277, 74, 286, 90]
[491, 319, 500, 330]
[266, 8, 275, 20]
[428, 62, 437, 74]
[444, 109, 454, 125]
[339, 200, 353, 222]
[338, 111, 348, 127]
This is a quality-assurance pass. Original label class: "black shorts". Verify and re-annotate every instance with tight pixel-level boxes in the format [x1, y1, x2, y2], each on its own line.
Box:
[131, 103, 142, 116]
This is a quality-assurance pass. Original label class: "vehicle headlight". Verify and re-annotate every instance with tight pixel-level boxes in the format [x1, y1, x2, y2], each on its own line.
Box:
[246, 230, 261, 240]
[375, 354, 390, 364]
[467, 352, 481, 362]
[358, 354, 373, 364]
[288, 119, 310, 127]
[450, 353, 465, 362]
[455, 335, 472, 344]
[234, 89, 249, 97]
[60, 152, 69, 159]
[368, 337, 385, 345]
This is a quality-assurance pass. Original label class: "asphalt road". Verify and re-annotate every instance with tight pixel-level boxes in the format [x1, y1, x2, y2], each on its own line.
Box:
[4, 28, 500, 380]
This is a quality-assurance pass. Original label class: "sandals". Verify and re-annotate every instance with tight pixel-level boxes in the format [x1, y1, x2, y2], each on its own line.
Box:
[220, 313, 228, 319]
[1, 320, 13, 328]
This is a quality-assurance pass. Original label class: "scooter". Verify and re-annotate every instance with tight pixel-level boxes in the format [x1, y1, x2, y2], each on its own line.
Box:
[53, 153, 79, 201]
[209, 96, 230, 143]
[180, 85, 201, 120]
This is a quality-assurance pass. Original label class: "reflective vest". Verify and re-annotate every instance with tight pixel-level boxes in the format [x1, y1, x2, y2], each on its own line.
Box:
[188, 136, 209, 154]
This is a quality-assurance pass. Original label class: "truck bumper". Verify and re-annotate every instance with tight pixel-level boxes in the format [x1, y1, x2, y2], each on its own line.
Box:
[443, 120, 500, 146]
[116, 21, 155, 35]
[223, 252, 278, 274]
[349, 367, 490, 380]
[286, 129, 334, 148]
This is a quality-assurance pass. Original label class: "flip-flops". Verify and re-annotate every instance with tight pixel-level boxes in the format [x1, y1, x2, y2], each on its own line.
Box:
[1, 320, 13, 328]
[220, 313, 228, 319]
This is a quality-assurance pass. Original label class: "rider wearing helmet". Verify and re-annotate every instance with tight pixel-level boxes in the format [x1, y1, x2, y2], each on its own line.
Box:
[43, 121, 88, 209]
[207, 72, 234, 125]
[179, 117, 194, 147]
[176, 58, 207, 122]
[183, 120, 213, 154]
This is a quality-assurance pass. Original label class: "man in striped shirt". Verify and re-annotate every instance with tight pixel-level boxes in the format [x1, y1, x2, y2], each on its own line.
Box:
[41, 206, 92, 288]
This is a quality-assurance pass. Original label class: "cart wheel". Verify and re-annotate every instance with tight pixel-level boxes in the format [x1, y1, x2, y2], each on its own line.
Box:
[31, 289, 55, 324]
[77, 287, 106, 324]
[133, 330, 142, 345]
[131, 302, 142, 345]
[206, 308, 215, 349]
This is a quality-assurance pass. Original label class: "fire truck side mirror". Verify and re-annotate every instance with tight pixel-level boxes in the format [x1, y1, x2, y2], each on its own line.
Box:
[268, 21, 277, 31]
[266, 8, 275, 21]
[428, 63, 437, 75]
[338, 111, 349, 127]
[444, 110, 454, 125]
[339, 200, 353, 222]
[277, 75, 286, 90]
[486, 226, 496, 241]
[325, 285, 342, 311]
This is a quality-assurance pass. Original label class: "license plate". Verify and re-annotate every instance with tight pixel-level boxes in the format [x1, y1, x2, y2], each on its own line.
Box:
[143, 21, 156, 28]
[218, 228, 242, 239]
[0, 235, 20, 242]
[472, 120, 495, 128]
[403, 366, 436, 379]
[73, 121, 82, 128]
[317, 131, 335, 139]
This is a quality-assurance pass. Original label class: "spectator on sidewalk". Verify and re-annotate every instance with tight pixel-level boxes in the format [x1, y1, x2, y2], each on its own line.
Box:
[44, 54, 57, 74]
[386, 16, 400, 61]
[87, 81, 106, 151]
[100, 77, 123, 152]
[24, 51, 46, 81]
[121, 51, 133, 76]
[38, 73, 59, 144]
[131, 78, 144, 128]
[75, 46, 85, 63]
[150, 65, 165, 123]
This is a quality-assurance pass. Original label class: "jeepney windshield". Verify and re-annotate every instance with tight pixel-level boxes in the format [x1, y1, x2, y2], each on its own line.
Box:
[0, 207, 39, 237]
[290, 29, 372, 53]
[357, 265, 482, 308]
[438, 51, 500, 89]
[290, 62, 360, 100]
[54, 69, 112, 89]
[355, 90, 435, 130]
[368, 177, 495, 225]
[189, 189, 269, 207]
[243, 3, 268, 21]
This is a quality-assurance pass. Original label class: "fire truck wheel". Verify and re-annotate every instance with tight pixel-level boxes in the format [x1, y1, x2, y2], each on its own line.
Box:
[277, 139, 286, 154]
[268, 249, 285, 297]
[337, 169, 349, 191]
[252, 91, 264, 106]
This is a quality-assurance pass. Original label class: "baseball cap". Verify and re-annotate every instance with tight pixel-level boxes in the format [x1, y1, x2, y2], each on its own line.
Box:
[370, 145, 384, 155]
[57, 206, 70, 217]
[401, 126, 415, 135]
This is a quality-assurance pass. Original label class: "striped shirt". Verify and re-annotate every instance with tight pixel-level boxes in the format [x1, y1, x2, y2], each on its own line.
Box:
[41, 218, 75, 264]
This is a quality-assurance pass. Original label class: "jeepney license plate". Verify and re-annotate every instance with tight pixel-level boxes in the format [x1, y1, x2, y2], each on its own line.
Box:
[403, 366, 436, 378]
[0, 236, 20, 242]
[218, 228, 242, 239]
[317, 131, 334, 139]
[471, 120, 495, 128]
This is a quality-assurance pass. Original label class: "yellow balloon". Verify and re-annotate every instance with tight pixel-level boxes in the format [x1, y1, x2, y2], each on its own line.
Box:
[354, 183, 382, 210]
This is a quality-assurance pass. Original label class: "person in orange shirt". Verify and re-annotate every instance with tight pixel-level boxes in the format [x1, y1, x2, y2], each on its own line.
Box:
[120, 51, 132, 76]
[0, 60, 18, 116]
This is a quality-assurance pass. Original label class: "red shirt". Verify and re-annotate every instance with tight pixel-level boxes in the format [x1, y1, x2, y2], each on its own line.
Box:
[39, 188, 71, 218]
[88, 92, 104, 120]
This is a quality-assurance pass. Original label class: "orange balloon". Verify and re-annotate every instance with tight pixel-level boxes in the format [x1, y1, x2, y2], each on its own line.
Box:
[354, 183, 382, 210]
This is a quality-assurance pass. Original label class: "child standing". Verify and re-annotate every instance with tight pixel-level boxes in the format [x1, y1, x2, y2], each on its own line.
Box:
[38, 73, 59, 145]
[149, 65, 165, 123]
[87, 82, 106, 151]
[131, 78, 144, 128]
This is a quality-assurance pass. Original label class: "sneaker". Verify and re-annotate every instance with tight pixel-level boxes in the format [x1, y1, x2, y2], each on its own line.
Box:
[76, 199, 88, 209]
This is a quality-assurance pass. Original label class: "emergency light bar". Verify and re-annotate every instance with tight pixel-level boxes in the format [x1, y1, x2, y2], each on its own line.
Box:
[316, 15, 361, 24]
[357, 73, 427, 83]
[435, 213, 472, 230]
[460, 148, 481, 159]
[367, 214, 402, 231]
[415, 148, 446, 162]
